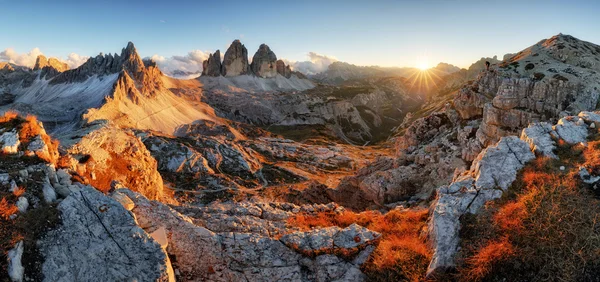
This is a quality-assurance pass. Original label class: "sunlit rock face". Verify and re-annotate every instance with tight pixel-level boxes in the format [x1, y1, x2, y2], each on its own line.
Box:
[251, 44, 278, 78]
[222, 40, 249, 77]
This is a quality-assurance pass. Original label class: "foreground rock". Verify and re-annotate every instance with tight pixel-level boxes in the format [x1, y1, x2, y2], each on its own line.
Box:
[38, 186, 171, 281]
[427, 136, 535, 276]
[120, 189, 376, 281]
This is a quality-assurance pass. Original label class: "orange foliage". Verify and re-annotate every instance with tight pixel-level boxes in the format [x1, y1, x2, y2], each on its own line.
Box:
[12, 187, 25, 198]
[464, 237, 515, 281]
[287, 208, 431, 281]
[0, 198, 18, 220]
[19, 115, 44, 141]
[493, 201, 526, 232]
[0, 111, 18, 123]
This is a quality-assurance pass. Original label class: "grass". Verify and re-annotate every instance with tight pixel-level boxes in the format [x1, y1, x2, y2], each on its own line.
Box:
[287, 208, 431, 282]
[456, 138, 600, 281]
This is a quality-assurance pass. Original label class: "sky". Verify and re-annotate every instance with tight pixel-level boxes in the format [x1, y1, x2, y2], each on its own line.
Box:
[1, 0, 600, 73]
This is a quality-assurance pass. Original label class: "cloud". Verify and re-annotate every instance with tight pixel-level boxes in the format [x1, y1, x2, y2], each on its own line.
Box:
[285, 52, 338, 75]
[64, 53, 89, 69]
[0, 47, 88, 69]
[149, 50, 211, 78]
[0, 47, 44, 68]
[160, 20, 166, 23]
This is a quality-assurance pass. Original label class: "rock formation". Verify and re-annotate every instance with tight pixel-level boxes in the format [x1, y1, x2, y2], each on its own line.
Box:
[201, 50, 222, 77]
[276, 59, 292, 78]
[33, 55, 68, 72]
[251, 44, 278, 78]
[221, 40, 249, 76]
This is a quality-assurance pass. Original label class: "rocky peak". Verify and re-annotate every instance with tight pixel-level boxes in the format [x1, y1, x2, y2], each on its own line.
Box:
[201, 50, 222, 77]
[251, 44, 278, 78]
[221, 39, 249, 76]
[33, 55, 69, 78]
[276, 59, 292, 78]
[119, 41, 146, 80]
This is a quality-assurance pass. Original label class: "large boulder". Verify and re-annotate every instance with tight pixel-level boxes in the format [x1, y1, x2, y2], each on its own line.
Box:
[38, 185, 171, 281]
[250, 44, 278, 78]
[221, 40, 249, 77]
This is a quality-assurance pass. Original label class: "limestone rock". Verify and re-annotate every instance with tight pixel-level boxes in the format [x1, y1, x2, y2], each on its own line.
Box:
[251, 44, 278, 78]
[38, 186, 171, 281]
[276, 60, 292, 78]
[0, 130, 20, 154]
[7, 241, 24, 282]
[201, 50, 222, 77]
[280, 224, 380, 254]
[427, 136, 535, 276]
[554, 116, 588, 144]
[221, 40, 249, 77]
[520, 122, 558, 158]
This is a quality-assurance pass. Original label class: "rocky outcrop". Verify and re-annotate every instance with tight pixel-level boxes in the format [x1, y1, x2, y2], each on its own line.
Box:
[66, 126, 165, 200]
[520, 122, 558, 158]
[427, 136, 535, 277]
[120, 189, 376, 281]
[33, 55, 68, 78]
[38, 185, 171, 281]
[221, 40, 249, 76]
[251, 44, 278, 78]
[276, 60, 292, 78]
[201, 50, 222, 77]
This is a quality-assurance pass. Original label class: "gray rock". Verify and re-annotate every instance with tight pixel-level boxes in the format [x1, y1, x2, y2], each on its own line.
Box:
[201, 50, 222, 77]
[521, 122, 558, 159]
[427, 136, 535, 277]
[579, 167, 600, 184]
[7, 241, 24, 282]
[554, 116, 588, 144]
[0, 130, 20, 154]
[251, 44, 278, 78]
[38, 186, 171, 282]
[42, 181, 56, 203]
[221, 40, 249, 77]
[16, 197, 28, 213]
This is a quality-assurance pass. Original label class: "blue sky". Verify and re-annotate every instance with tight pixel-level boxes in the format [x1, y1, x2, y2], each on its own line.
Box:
[1, 0, 599, 69]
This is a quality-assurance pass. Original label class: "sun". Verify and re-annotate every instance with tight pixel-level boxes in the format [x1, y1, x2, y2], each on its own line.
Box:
[416, 56, 431, 71]
[417, 61, 430, 71]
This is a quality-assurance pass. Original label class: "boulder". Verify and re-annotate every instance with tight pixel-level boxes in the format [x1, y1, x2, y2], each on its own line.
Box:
[38, 186, 171, 281]
[554, 116, 588, 144]
[520, 122, 558, 158]
[0, 130, 20, 154]
[7, 241, 24, 282]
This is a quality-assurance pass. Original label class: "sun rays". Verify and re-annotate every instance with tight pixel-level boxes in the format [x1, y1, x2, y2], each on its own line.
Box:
[404, 66, 445, 95]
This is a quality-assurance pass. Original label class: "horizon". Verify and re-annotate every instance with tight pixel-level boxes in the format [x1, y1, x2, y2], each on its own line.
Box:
[2, 0, 600, 73]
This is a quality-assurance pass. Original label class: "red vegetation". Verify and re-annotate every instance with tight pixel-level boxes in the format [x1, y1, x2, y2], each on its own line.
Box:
[0, 198, 18, 220]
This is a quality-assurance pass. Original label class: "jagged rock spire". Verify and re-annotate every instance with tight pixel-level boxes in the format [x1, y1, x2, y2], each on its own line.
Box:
[201, 50, 222, 77]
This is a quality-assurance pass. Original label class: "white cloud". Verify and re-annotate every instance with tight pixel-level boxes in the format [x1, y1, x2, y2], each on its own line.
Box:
[285, 52, 338, 75]
[64, 53, 89, 69]
[0, 47, 88, 69]
[0, 47, 44, 68]
[149, 50, 211, 77]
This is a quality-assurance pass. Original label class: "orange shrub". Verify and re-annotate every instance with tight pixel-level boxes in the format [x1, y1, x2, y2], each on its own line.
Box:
[0, 198, 18, 220]
[12, 187, 25, 197]
[464, 237, 515, 281]
[0, 111, 18, 123]
[287, 208, 430, 281]
[19, 115, 44, 141]
[493, 201, 526, 232]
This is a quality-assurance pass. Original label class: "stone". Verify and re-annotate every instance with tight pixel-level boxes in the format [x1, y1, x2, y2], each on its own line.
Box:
[7, 241, 24, 282]
[221, 40, 249, 77]
[111, 190, 135, 211]
[554, 116, 588, 145]
[251, 44, 278, 78]
[201, 50, 222, 77]
[427, 136, 535, 277]
[38, 186, 171, 281]
[579, 167, 600, 184]
[16, 197, 28, 213]
[0, 130, 20, 154]
[42, 181, 57, 203]
[520, 122, 558, 159]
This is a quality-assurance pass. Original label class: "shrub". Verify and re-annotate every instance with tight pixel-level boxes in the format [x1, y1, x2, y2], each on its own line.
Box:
[287, 208, 430, 282]
[0, 198, 18, 220]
